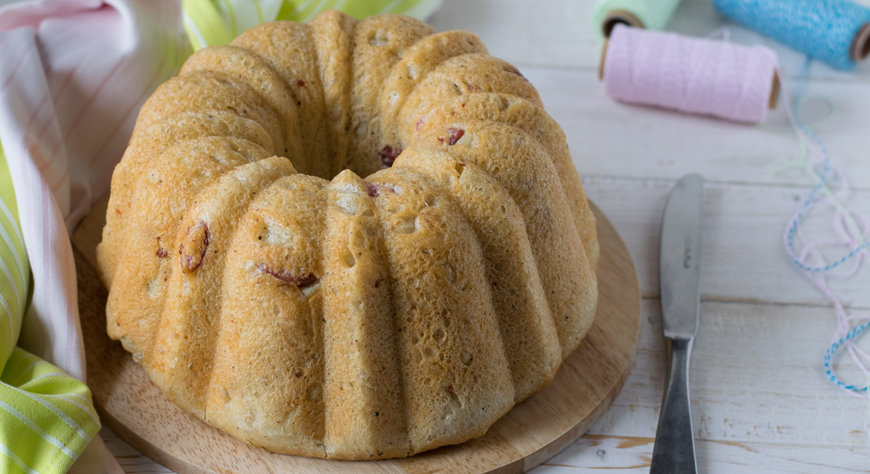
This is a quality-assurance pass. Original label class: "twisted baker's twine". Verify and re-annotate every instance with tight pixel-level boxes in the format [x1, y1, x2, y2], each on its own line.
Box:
[775, 57, 870, 396]
[603, 25, 778, 123]
[711, 0, 870, 71]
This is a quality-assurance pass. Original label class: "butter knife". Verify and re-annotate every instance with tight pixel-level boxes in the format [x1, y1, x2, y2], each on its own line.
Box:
[650, 174, 704, 474]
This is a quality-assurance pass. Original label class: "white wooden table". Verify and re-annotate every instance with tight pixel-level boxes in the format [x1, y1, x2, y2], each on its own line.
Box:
[103, 0, 870, 471]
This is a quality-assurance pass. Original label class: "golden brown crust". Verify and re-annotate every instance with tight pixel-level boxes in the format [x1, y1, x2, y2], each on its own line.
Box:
[366, 167, 515, 453]
[398, 53, 542, 132]
[377, 30, 487, 150]
[205, 174, 328, 456]
[180, 45, 302, 163]
[322, 171, 409, 459]
[231, 21, 323, 177]
[347, 14, 435, 176]
[99, 10, 598, 460]
[98, 112, 275, 287]
[149, 156, 297, 416]
[310, 11, 357, 180]
[394, 149, 561, 399]
[412, 123, 598, 355]
[407, 93, 599, 269]
[133, 72, 286, 155]
[105, 138, 279, 364]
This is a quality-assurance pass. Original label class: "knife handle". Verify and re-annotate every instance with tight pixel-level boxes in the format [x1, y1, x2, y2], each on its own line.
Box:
[650, 338, 697, 474]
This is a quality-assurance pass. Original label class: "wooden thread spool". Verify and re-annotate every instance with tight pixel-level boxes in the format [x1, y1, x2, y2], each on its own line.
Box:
[768, 73, 780, 110]
[851, 23, 870, 62]
[601, 10, 644, 37]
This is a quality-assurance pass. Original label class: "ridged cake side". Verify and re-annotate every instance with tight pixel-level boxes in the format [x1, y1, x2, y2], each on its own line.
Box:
[96, 10, 598, 460]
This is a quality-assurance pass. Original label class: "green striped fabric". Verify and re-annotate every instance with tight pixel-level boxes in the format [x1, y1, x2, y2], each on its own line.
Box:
[0, 142, 100, 474]
[183, 0, 442, 51]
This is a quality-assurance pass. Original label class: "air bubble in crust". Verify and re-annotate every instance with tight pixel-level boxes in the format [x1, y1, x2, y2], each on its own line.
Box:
[341, 248, 356, 268]
[307, 384, 323, 403]
[392, 212, 417, 234]
[336, 194, 360, 215]
[441, 263, 456, 284]
[369, 29, 390, 46]
[146, 277, 163, 298]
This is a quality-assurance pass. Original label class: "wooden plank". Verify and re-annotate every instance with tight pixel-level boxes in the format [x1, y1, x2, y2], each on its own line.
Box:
[583, 176, 870, 308]
[101, 428, 173, 473]
[105, 430, 870, 474]
[105, 431, 870, 474]
[593, 300, 870, 448]
[429, 0, 870, 82]
[536, 435, 870, 473]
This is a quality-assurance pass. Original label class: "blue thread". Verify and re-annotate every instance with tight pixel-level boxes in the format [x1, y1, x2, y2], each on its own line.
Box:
[784, 58, 869, 273]
[825, 320, 870, 392]
[711, 0, 870, 70]
[782, 58, 870, 393]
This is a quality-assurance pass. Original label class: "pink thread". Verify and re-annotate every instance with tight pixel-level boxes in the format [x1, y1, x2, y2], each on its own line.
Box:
[603, 24, 778, 123]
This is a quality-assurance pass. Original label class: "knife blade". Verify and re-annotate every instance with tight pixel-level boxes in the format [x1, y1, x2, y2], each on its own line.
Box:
[650, 173, 704, 474]
[659, 173, 703, 340]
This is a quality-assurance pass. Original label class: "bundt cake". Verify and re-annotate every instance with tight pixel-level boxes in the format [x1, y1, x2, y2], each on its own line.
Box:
[96, 10, 599, 460]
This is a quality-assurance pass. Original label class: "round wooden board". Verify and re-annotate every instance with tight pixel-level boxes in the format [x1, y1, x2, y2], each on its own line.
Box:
[72, 196, 641, 474]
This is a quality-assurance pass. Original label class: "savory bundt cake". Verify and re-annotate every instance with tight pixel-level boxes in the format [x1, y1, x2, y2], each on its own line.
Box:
[96, 10, 599, 460]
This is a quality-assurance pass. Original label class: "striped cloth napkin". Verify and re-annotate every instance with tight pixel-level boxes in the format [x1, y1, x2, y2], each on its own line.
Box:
[0, 2, 183, 473]
[0, 148, 104, 474]
[0, 0, 440, 473]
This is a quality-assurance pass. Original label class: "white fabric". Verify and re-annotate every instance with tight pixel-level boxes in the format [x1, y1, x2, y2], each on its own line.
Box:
[0, 1, 186, 472]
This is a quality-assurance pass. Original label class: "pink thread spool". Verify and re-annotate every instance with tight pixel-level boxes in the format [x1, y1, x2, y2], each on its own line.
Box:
[600, 24, 780, 123]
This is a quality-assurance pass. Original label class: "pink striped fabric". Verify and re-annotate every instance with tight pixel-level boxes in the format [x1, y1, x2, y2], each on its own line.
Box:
[0, 1, 185, 472]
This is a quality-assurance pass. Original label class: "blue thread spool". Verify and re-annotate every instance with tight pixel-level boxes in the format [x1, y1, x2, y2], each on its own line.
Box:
[711, 0, 870, 70]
